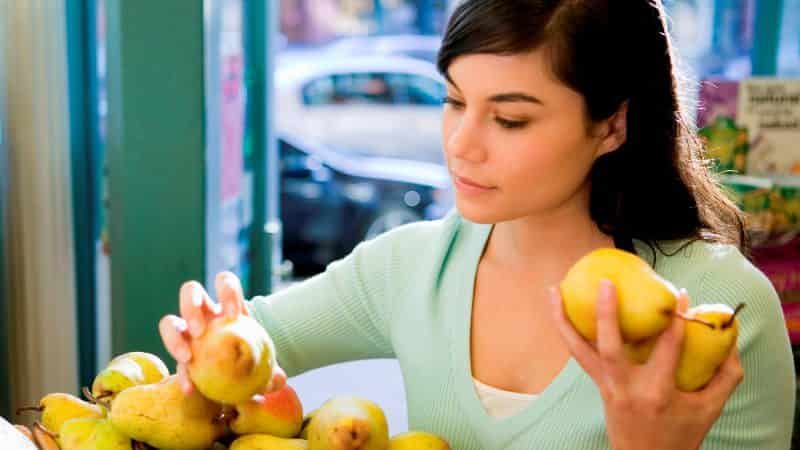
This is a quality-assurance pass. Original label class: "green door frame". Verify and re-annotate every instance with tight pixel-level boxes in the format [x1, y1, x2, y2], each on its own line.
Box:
[244, 0, 279, 297]
[105, 0, 206, 364]
[65, 0, 101, 390]
[104, 0, 278, 362]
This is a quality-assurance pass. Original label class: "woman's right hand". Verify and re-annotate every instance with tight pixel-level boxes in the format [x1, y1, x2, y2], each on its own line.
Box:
[158, 271, 287, 395]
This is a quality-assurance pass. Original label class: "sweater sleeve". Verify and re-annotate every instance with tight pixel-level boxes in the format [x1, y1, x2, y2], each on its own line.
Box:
[243, 229, 401, 377]
[694, 248, 796, 450]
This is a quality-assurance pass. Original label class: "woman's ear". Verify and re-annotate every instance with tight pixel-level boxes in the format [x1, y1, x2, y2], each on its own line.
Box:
[597, 101, 628, 157]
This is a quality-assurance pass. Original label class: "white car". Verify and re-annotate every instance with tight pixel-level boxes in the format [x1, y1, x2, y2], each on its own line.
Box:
[321, 34, 443, 64]
[275, 55, 447, 165]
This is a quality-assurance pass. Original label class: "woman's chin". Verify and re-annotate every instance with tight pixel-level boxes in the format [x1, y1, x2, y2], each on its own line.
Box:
[455, 201, 502, 224]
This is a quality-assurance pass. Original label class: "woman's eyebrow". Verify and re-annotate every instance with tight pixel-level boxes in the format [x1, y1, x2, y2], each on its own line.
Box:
[445, 77, 543, 105]
[488, 92, 543, 104]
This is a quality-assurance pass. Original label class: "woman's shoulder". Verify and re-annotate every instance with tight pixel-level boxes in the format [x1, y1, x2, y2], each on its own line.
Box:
[640, 238, 780, 317]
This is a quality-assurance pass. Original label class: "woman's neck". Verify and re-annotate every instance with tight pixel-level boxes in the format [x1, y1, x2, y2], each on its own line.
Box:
[484, 198, 615, 274]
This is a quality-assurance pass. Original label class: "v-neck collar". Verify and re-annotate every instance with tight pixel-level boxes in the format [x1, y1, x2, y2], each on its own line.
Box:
[447, 221, 581, 448]
[448, 218, 650, 448]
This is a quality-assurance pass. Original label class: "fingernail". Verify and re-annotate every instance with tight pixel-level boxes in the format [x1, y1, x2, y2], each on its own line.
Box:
[191, 286, 204, 307]
[179, 348, 192, 363]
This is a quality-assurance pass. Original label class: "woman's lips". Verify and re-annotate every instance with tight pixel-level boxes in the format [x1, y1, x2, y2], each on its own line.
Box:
[454, 175, 496, 194]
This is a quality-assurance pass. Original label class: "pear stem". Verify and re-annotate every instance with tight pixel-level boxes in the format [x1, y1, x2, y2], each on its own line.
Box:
[82, 386, 97, 403]
[214, 409, 238, 424]
[723, 303, 746, 329]
[82, 386, 111, 409]
[15, 406, 43, 415]
[33, 421, 58, 439]
[675, 311, 716, 329]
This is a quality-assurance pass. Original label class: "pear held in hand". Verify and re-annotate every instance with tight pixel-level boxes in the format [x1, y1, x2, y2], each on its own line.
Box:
[560, 248, 679, 342]
[307, 396, 389, 450]
[230, 384, 304, 437]
[231, 433, 309, 450]
[389, 431, 451, 450]
[109, 375, 226, 450]
[58, 417, 131, 450]
[188, 314, 277, 405]
[17, 393, 106, 434]
[624, 303, 745, 392]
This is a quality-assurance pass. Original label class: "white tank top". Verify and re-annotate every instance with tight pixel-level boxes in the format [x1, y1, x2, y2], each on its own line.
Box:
[472, 377, 538, 419]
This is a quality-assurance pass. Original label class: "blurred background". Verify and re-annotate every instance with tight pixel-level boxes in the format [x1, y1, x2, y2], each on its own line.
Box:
[1, 0, 800, 440]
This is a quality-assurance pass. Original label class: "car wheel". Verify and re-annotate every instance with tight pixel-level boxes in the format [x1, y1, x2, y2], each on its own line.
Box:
[363, 207, 422, 241]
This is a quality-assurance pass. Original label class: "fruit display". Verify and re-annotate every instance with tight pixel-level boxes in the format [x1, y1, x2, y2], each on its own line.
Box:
[561, 248, 745, 392]
[7, 345, 452, 449]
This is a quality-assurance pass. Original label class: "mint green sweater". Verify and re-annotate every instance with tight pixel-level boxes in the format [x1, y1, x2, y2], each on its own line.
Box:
[247, 210, 796, 449]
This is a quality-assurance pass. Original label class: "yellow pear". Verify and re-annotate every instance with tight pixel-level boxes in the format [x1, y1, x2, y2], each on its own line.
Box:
[560, 248, 679, 342]
[624, 303, 744, 392]
[307, 396, 389, 450]
[58, 417, 131, 450]
[91, 356, 147, 400]
[389, 431, 451, 449]
[17, 393, 106, 434]
[231, 434, 309, 450]
[109, 375, 226, 449]
[188, 315, 276, 405]
[110, 351, 170, 384]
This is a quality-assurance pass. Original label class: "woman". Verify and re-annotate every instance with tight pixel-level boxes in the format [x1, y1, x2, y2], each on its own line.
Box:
[160, 1, 795, 448]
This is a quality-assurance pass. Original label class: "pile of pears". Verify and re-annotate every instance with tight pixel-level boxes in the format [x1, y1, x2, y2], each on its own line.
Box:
[8, 314, 451, 449]
[560, 248, 745, 391]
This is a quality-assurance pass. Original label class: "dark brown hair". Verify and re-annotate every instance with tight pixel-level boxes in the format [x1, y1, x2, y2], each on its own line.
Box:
[437, 0, 750, 262]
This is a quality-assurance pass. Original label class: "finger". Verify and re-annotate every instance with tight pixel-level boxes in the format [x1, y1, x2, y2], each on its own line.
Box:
[698, 346, 744, 403]
[596, 279, 623, 362]
[216, 272, 247, 318]
[647, 289, 688, 380]
[550, 286, 601, 379]
[159, 315, 193, 364]
[266, 365, 288, 393]
[177, 363, 195, 396]
[180, 281, 220, 338]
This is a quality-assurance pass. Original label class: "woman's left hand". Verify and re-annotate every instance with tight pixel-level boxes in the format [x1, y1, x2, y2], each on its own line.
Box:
[549, 280, 744, 450]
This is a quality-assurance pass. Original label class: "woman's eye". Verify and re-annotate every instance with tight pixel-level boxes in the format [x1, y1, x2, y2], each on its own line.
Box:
[442, 96, 465, 109]
[495, 117, 529, 130]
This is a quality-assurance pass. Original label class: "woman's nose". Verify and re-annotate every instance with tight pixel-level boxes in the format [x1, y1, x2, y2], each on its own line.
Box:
[444, 116, 487, 163]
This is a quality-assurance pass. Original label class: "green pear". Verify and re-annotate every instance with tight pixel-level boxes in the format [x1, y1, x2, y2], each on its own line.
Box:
[92, 356, 147, 400]
[109, 375, 226, 449]
[389, 431, 451, 450]
[110, 351, 170, 384]
[17, 393, 106, 434]
[230, 384, 304, 437]
[58, 417, 131, 450]
[188, 315, 276, 405]
[625, 303, 744, 392]
[307, 396, 388, 450]
[231, 434, 309, 450]
[560, 248, 679, 342]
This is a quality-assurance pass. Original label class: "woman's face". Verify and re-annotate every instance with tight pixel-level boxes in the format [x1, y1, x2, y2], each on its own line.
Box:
[442, 49, 620, 224]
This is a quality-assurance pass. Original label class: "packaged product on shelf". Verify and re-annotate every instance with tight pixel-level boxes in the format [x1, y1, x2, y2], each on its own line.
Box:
[699, 116, 749, 174]
[769, 176, 800, 244]
[737, 79, 800, 175]
[719, 174, 773, 246]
